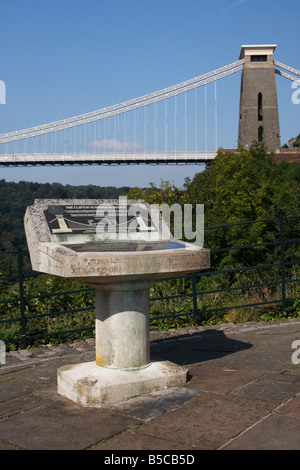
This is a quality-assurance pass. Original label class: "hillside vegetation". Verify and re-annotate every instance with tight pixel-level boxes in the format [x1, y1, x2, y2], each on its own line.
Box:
[0, 180, 131, 251]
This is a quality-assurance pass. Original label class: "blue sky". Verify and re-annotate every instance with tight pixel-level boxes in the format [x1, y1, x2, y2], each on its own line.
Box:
[1, 0, 299, 188]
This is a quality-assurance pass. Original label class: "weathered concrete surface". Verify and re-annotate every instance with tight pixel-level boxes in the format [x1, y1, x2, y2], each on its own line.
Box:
[57, 360, 189, 406]
[94, 281, 151, 369]
[0, 319, 300, 450]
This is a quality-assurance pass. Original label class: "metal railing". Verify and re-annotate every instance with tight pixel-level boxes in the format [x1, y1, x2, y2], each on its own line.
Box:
[0, 214, 299, 349]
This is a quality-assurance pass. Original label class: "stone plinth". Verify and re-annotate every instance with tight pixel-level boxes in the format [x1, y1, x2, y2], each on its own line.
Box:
[24, 199, 210, 406]
[57, 360, 189, 407]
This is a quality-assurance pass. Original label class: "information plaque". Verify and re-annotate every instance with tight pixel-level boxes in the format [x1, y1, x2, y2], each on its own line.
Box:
[44, 203, 157, 235]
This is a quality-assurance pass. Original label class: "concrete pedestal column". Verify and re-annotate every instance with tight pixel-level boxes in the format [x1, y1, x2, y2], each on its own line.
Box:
[57, 280, 189, 407]
[94, 281, 151, 369]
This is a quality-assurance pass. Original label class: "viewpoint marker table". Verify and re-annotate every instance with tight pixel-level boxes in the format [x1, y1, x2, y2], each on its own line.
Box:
[24, 199, 210, 406]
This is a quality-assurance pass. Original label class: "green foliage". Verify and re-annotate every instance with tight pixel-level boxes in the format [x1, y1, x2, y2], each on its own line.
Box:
[128, 180, 187, 206]
[186, 143, 299, 223]
[283, 133, 300, 148]
[184, 144, 299, 268]
[0, 273, 95, 349]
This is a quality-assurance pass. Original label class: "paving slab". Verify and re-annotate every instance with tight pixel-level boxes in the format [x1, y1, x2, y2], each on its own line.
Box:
[92, 430, 196, 451]
[203, 347, 293, 372]
[222, 414, 300, 450]
[286, 365, 300, 376]
[186, 365, 264, 393]
[0, 394, 46, 419]
[276, 395, 300, 417]
[0, 399, 139, 450]
[232, 373, 300, 402]
[0, 376, 38, 402]
[105, 387, 202, 421]
[0, 440, 22, 450]
[133, 392, 276, 450]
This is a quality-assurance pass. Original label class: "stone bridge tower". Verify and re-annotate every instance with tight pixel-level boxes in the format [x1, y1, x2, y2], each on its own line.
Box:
[238, 45, 280, 149]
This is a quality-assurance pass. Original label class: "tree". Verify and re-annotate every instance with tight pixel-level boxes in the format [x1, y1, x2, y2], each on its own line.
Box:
[127, 180, 187, 206]
[187, 143, 299, 223]
[282, 133, 300, 148]
[185, 143, 300, 267]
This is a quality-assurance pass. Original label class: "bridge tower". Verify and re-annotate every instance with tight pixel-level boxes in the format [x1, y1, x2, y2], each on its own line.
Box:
[238, 45, 280, 149]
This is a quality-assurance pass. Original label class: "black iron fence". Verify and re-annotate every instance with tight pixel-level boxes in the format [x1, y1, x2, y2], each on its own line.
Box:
[0, 215, 299, 350]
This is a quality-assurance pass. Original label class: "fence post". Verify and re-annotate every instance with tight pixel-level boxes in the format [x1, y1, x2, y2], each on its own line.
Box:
[191, 273, 198, 319]
[17, 248, 27, 349]
[279, 214, 286, 311]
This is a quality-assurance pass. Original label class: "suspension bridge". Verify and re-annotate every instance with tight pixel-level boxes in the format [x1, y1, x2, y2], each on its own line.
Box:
[0, 47, 299, 167]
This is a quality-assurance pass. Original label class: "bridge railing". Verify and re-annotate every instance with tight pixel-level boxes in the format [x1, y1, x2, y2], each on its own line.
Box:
[0, 214, 299, 350]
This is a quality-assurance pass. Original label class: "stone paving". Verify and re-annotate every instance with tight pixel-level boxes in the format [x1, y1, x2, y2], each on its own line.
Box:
[0, 320, 300, 450]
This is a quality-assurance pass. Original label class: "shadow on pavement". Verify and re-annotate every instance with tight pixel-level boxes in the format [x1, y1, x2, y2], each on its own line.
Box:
[150, 329, 253, 366]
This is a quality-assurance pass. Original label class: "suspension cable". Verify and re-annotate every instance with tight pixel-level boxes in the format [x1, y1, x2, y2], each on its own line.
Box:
[0, 60, 245, 143]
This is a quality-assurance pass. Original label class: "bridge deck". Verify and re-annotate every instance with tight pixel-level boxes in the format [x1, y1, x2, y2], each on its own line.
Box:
[0, 152, 217, 166]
